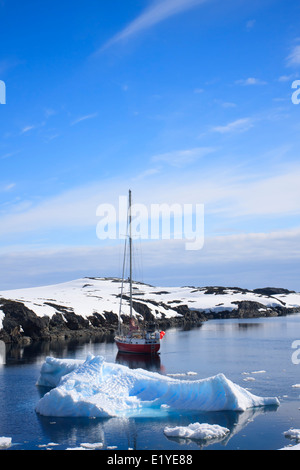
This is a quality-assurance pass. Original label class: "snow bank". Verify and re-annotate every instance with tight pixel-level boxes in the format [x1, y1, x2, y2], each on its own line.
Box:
[164, 422, 229, 440]
[35, 355, 279, 418]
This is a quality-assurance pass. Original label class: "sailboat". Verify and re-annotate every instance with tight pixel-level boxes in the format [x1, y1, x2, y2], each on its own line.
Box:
[114, 190, 165, 355]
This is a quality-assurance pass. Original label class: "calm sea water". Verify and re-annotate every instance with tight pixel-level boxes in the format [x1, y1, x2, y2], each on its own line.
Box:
[1, 314, 300, 451]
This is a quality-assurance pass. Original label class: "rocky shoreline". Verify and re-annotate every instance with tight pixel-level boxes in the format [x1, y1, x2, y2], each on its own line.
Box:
[0, 297, 205, 345]
[1, 283, 299, 346]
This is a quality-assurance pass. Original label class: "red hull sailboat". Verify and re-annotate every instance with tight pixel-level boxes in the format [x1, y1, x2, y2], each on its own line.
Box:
[114, 190, 165, 355]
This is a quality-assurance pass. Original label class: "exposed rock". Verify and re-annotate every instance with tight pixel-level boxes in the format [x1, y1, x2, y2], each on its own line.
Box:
[0, 299, 50, 343]
[253, 287, 295, 296]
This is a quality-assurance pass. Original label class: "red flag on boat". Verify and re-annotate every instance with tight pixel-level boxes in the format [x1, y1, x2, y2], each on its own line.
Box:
[160, 331, 166, 340]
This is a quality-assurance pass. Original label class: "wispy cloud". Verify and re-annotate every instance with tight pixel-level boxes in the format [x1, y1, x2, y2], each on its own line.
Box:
[1, 183, 15, 192]
[0, 151, 20, 160]
[152, 147, 216, 167]
[99, 0, 209, 51]
[2, 161, 300, 239]
[212, 118, 254, 134]
[71, 113, 98, 126]
[286, 45, 300, 67]
[20, 121, 46, 135]
[278, 74, 297, 82]
[1, 226, 300, 289]
[0, 58, 24, 76]
[20, 125, 36, 134]
[235, 77, 267, 86]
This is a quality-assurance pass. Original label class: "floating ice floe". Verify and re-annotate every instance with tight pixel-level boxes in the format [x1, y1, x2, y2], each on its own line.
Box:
[280, 443, 300, 451]
[164, 422, 229, 441]
[0, 437, 12, 449]
[284, 429, 300, 441]
[280, 429, 300, 451]
[35, 354, 279, 419]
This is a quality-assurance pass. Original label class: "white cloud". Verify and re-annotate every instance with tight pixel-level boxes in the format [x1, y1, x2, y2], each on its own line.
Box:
[20, 122, 46, 135]
[1, 227, 300, 290]
[0, 151, 20, 160]
[2, 183, 15, 192]
[212, 118, 254, 134]
[99, 0, 209, 51]
[287, 45, 300, 67]
[231, 169, 300, 217]
[235, 77, 267, 86]
[0, 162, 300, 288]
[20, 125, 36, 134]
[221, 101, 236, 108]
[133, 168, 160, 180]
[151, 147, 216, 167]
[0, 161, 300, 242]
[71, 113, 98, 126]
[278, 74, 296, 82]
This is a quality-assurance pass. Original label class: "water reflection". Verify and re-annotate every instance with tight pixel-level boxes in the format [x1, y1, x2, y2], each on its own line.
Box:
[36, 404, 279, 450]
[0, 340, 5, 365]
[236, 323, 263, 330]
[115, 352, 163, 373]
[163, 406, 279, 449]
[37, 415, 107, 449]
[3, 333, 115, 365]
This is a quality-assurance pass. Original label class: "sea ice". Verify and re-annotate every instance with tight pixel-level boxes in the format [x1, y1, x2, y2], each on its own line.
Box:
[280, 443, 300, 451]
[284, 429, 300, 441]
[0, 437, 12, 449]
[35, 355, 280, 418]
[80, 442, 104, 449]
[164, 422, 229, 440]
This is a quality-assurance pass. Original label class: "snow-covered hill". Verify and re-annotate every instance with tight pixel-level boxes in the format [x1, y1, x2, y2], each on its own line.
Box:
[0, 277, 299, 344]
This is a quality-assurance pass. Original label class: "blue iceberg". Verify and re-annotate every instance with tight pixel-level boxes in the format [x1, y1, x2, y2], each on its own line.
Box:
[35, 355, 279, 418]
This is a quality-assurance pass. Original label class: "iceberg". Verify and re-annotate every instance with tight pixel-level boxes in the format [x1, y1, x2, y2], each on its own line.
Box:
[35, 355, 280, 418]
[36, 356, 83, 388]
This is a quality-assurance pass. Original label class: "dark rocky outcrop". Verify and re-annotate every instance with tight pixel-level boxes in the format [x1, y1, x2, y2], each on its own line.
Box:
[198, 300, 300, 320]
[0, 299, 50, 344]
[253, 287, 295, 296]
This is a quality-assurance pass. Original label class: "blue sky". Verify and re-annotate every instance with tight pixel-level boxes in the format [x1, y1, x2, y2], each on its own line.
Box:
[0, 0, 300, 289]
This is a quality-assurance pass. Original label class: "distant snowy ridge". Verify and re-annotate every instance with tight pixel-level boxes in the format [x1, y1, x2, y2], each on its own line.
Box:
[0, 277, 300, 344]
[35, 355, 280, 418]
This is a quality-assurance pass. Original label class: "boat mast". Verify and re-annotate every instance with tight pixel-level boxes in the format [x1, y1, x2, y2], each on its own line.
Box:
[129, 189, 133, 319]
